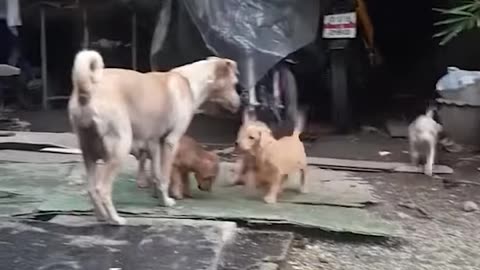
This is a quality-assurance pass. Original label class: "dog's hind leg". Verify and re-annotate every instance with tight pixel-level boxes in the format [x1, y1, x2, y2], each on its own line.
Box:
[96, 130, 131, 225]
[136, 151, 150, 188]
[84, 154, 107, 222]
[79, 131, 108, 222]
[424, 142, 435, 177]
[299, 168, 308, 194]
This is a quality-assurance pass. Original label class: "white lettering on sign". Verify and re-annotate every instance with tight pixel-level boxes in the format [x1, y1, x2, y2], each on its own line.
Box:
[323, 12, 357, 39]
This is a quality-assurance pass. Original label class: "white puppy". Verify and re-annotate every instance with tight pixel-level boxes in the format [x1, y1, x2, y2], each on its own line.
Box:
[408, 108, 442, 176]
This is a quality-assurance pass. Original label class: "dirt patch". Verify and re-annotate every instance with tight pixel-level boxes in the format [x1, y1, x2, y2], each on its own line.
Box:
[285, 149, 480, 270]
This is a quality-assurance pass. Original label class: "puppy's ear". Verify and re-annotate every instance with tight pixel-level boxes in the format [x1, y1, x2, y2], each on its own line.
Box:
[436, 123, 443, 133]
[242, 109, 257, 123]
[257, 129, 269, 148]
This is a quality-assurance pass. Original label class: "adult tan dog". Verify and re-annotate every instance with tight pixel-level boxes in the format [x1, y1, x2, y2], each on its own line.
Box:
[136, 135, 220, 200]
[68, 50, 240, 225]
[235, 112, 307, 203]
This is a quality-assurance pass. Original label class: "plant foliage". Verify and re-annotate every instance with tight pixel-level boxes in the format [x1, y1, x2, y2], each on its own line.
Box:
[434, 0, 480, 45]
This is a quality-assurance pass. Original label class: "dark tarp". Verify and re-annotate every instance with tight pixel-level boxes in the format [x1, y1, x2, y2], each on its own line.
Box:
[150, 0, 321, 88]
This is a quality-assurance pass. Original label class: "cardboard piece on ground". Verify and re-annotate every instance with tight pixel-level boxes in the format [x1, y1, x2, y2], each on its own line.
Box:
[0, 162, 400, 237]
[0, 131, 78, 150]
[386, 120, 409, 138]
[308, 157, 453, 174]
[0, 150, 82, 163]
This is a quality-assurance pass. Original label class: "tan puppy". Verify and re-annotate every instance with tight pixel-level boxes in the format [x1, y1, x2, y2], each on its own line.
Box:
[235, 112, 308, 203]
[136, 135, 220, 199]
[69, 50, 239, 225]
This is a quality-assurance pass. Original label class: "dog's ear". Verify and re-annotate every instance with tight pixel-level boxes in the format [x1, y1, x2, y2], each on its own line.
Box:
[213, 58, 238, 78]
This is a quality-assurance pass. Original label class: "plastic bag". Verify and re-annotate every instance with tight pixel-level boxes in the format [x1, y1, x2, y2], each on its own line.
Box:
[436, 67, 480, 91]
[182, 0, 320, 88]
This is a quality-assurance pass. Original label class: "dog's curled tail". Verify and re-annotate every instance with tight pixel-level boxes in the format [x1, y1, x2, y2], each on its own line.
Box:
[293, 109, 306, 137]
[72, 50, 104, 105]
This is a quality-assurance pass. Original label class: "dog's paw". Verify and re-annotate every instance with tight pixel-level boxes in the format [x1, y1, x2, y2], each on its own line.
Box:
[109, 216, 127, 226]
[158, 196, 176, 207]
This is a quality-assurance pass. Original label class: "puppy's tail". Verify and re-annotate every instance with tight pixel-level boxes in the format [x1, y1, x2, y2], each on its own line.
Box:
[71, 50, 104, 105]
[293, 109, 306, 137]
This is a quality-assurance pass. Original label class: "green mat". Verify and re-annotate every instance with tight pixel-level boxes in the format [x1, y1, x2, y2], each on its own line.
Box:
[0, 162, 402, 237]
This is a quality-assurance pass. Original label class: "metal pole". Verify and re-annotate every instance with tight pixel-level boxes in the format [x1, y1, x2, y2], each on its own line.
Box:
[40, 7, 48, 110]
[131, 12, 137, 70]
[82, 8, 89, 48]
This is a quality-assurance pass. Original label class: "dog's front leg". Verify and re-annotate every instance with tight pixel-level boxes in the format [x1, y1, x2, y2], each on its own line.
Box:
[150, 139, 178, 207]
[264, 173, 283, 204]
[410, 141, 419, 166]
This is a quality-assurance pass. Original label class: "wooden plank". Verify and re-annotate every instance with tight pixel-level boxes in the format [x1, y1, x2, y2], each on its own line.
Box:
[308, 157, 453, 174]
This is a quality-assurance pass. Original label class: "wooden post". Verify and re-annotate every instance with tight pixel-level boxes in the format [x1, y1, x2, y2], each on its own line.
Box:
[132, 12, 137, 70]
[40, 7, 48, 110]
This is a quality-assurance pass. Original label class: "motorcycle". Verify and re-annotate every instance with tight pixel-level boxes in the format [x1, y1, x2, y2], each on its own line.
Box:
[241, 55, 299, 135]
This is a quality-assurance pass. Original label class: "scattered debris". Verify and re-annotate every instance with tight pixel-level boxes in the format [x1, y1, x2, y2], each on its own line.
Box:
[378, 151, 391, 157]
[398, 202, 433, 219]
[442, 178, 480, 188]
[361, 125, 389, 137]
[0, 115, 30, 131]
[396, 212, 412, 219]
[463, 201, 478, 212]
[308, 157, 453, 174]
[439, 137, 463, 153]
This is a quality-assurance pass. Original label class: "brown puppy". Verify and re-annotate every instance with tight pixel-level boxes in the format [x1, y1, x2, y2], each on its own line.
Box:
[169, 136, 220, 199]
[235, 112, 307, 204]
[136, 136, 220, 198]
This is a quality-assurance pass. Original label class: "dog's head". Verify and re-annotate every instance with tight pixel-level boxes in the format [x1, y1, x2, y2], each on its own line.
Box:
[235, 120, 273, 154]
[194, 151, 220, 192]
[203, 57, 240, 113]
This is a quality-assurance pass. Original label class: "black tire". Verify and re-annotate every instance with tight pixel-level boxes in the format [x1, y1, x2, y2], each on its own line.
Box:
[280, 64, 298, 124]
[271, 64, 298, 137]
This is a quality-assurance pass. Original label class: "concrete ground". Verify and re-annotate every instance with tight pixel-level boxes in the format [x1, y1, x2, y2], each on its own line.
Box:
[8, 109, 480, 270]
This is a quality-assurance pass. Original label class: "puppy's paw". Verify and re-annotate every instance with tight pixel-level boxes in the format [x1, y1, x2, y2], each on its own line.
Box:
[170, 192, 184, 200]
[263, 195, 277, 204]
[299, 186, 308, 194]
[136, 178, 150, 189]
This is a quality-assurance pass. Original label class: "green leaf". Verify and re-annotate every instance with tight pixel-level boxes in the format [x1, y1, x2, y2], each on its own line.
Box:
[439, 24, 466, 45]
[434, 17, 470, 26]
